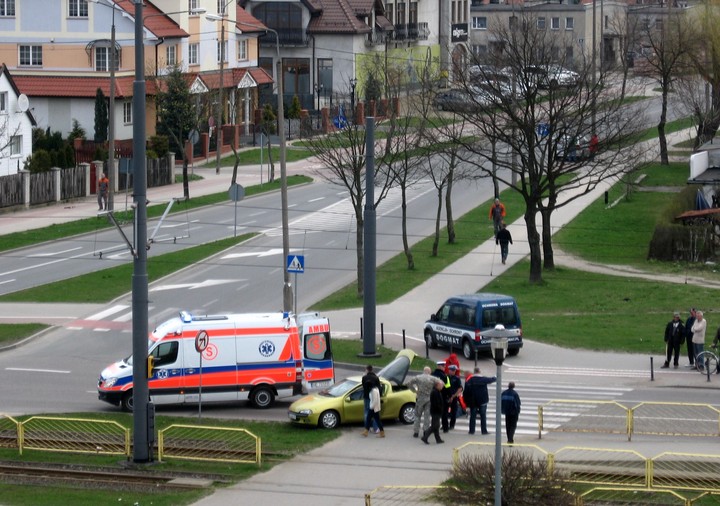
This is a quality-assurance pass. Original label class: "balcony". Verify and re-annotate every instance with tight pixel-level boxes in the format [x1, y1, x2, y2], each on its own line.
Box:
[365, 31, 389, 47]
[394, 24, 408, 41]
[407, 22, 430, 40]
[259, 28, 309, 48]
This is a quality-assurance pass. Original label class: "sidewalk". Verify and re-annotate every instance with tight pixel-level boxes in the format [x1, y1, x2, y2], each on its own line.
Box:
[0, 157, 317, 236]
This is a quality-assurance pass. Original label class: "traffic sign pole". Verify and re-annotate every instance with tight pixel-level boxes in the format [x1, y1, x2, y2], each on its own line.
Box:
[195, 331, 209, 419]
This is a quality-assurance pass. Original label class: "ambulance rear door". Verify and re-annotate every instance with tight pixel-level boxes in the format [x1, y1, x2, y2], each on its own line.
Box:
[299, 317, 334, 391]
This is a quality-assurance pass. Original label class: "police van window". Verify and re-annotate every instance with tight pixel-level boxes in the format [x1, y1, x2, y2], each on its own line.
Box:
[482, 307, 518, 328]
[152, 341, 179, 366]
[304, 332, 331, 360]
[466, 307, 476, 327]
[499, 307, 519, 326]
[449, 305, 468, 326]
[438, 304, 451, 321]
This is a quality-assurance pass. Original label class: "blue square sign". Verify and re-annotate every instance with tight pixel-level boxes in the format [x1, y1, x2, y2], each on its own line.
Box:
[287, 255, 305, 274]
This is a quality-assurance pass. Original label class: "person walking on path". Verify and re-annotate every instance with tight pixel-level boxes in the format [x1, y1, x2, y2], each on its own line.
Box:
[463, 367, 496, 435]
[662, 312, 685, 369]
[489, 198, 506, 237]
[362, 384, 385, 438]
[361, 365, 380, 433]
[97, 172, 109, 211]
[692, 310, 708, 370]
[495, 223, 513, 265]
[501, 382, 521, 444]
[406, 366, 443, 438]
[684, 308, 696, 367]
[421, 381, 445, 445]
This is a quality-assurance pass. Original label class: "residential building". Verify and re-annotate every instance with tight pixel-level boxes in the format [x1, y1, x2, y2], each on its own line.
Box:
[0, 65, 36, 176]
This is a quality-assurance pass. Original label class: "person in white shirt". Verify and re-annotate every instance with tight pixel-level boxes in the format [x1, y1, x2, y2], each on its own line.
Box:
[692, 310, 708, 370]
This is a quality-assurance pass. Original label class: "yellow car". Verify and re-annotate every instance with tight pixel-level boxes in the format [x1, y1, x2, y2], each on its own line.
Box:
[288, 350, 417, 429]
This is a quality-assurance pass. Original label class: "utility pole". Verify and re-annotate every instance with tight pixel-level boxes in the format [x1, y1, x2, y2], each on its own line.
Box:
[215, 21, 225, 174]
[108, 14, 116, 210]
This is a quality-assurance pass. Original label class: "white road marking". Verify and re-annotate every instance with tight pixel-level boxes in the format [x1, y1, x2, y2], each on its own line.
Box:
[6, 368, 70, 374]
[29, 247, 83, 258]
[86, 305, 130, 321]
[309, 197, 325, 202]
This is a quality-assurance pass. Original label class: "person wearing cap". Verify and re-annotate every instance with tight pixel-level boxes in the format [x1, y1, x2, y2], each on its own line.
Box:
[685, 309, 697, 367]
[662, 311, 685, 369]
[446, 364, 463, 431]
[431, 362, 450, 432]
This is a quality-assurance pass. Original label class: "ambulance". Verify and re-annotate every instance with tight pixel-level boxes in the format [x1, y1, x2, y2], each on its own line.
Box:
[98, 311, 334, 411]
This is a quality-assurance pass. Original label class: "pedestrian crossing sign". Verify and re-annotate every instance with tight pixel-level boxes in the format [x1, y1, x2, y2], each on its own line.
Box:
[287, 255, 305, 274]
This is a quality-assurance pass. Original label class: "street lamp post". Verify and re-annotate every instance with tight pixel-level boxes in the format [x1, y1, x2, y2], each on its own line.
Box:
[489, 329, 508, 506]
[314, 82, 323, 111]
[128, 1, 205, 464]
[349, 77, 357, 124]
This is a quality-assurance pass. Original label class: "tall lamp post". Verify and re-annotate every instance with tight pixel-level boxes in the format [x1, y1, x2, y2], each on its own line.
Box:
[349, 77, 357, 124]
[489, 328, 508, 506]
[128, 1, 205, 463]
[206, 7, 230, 174]
[314, 82, 323, 111]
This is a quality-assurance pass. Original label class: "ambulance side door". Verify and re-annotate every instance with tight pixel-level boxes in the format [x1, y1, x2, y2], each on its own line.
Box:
[148, 339, 184, 405]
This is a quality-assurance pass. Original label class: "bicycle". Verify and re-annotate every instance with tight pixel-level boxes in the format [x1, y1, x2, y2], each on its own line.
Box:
[695, 345, 720, 375]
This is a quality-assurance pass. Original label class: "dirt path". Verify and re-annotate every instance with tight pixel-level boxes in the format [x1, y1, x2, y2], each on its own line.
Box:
[553, 248, 720, 289]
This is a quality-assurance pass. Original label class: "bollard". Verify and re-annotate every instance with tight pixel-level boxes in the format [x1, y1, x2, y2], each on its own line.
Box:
[402, 329, 406, 349]
[650, 356, 654, 381]
[604, 191, 609, 205]
[425, 340, 429, 359]
[474, 349, 478, 368]
[381, 323, 384, 346]
[706, 356, 711, 383]
[360, 317, 363, 340]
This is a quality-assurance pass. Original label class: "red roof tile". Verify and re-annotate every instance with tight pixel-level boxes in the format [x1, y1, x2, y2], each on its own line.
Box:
[13, 75, 158, 99]
[307, 0, 371, 34]
[112, 0, 189, 39]
[235, 4, 267, 33]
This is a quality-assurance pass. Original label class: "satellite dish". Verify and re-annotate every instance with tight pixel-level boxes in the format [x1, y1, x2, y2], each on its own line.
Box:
[17, 94, 29, 113]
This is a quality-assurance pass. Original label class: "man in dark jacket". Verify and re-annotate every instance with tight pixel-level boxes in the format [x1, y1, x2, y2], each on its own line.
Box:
[495, 223, 513, 265]
[421, 381, 445, 444]
[662, 312, 685, 369]
[361, 365, 381, 433]
[431, 362, 450, 432]
[446, 364, 463, 430]
[501, 382, 521, 444]
[464, 367, 497, 435]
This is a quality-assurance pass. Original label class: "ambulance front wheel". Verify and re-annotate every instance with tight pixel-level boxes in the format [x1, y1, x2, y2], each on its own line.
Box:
[250, 386, 275, 409]
[121, 391, 134, 412]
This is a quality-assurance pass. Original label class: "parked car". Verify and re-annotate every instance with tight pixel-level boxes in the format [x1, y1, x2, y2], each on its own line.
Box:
[507, 65, 580, 92]
[544, 65, 580, 88]
[556, 134, 591, 161]
[287, 350, 417, 429]
[433, 88, 490, 112]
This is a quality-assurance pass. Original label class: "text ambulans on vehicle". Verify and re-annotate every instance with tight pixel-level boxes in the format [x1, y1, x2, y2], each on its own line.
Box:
[98, 311, 334, 411]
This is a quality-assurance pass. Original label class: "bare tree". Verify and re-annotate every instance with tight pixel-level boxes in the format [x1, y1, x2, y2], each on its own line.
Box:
[447, 13, 649, 283]
[635, 5, 694, 164]
[686, 1, 720, 146]
[301, 118, 393, 298]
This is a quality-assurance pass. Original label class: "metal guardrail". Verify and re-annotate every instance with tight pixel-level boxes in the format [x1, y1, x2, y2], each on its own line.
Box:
[538, 400, 720, 441]
[0, 414, 261, 465]
[158, 424, 261, 465]
[19, 416, 130, 456]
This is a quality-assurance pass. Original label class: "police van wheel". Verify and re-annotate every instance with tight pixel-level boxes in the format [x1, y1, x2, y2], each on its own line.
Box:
[462, 340, 473, 360]
[424, 331, 437, 349]
[399, 403, 416, 425]
[121, 391, 134, 412]
[508, 348, 520, 357]
[319, 410, 340, 429]
[250, 386, 275, 409]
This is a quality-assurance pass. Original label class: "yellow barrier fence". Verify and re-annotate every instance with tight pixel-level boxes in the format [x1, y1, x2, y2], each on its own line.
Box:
[538, 400, 630, 439]
[363, 485, 451, 506]
[158, 424, 261, 465]
[576, 487, 691, 505]
[651, 452, 720, 492]
[0, 414, 19, 450]
[552, 447, 648, 488]
[19, 416, 130, 456]
[631, 402, 720, 440]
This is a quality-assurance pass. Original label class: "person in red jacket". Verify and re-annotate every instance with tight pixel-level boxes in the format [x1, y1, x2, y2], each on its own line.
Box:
[489, 198, 506, 237]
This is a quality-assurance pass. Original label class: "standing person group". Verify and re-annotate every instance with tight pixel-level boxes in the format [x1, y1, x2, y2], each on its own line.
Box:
[662, 308, 711, 370]
[489, 198, 506, 237]
[414, 356, 521, 445]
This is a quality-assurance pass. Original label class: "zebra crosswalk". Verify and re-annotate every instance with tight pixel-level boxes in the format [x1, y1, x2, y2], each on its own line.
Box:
[446, 380, 632, 438]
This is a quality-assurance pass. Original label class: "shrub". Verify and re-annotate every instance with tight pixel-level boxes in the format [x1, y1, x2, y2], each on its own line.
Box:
[25, 149, 52, 172]
[435, 451, 574, 506]
[149, 135, 169, 157]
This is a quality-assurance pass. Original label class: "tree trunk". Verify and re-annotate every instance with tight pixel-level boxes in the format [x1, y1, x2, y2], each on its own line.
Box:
[540, 207, 555, 270]
[697, 80, 720, 145]
[182, 157, 189, 200]
[524, 203, 543, 284]
[266, 135, 275, 183]
[433, 186, 443, 257]
[400, 183, 414, 270]
[445, 160, 456, 244]
[658, 80, 669, 165]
